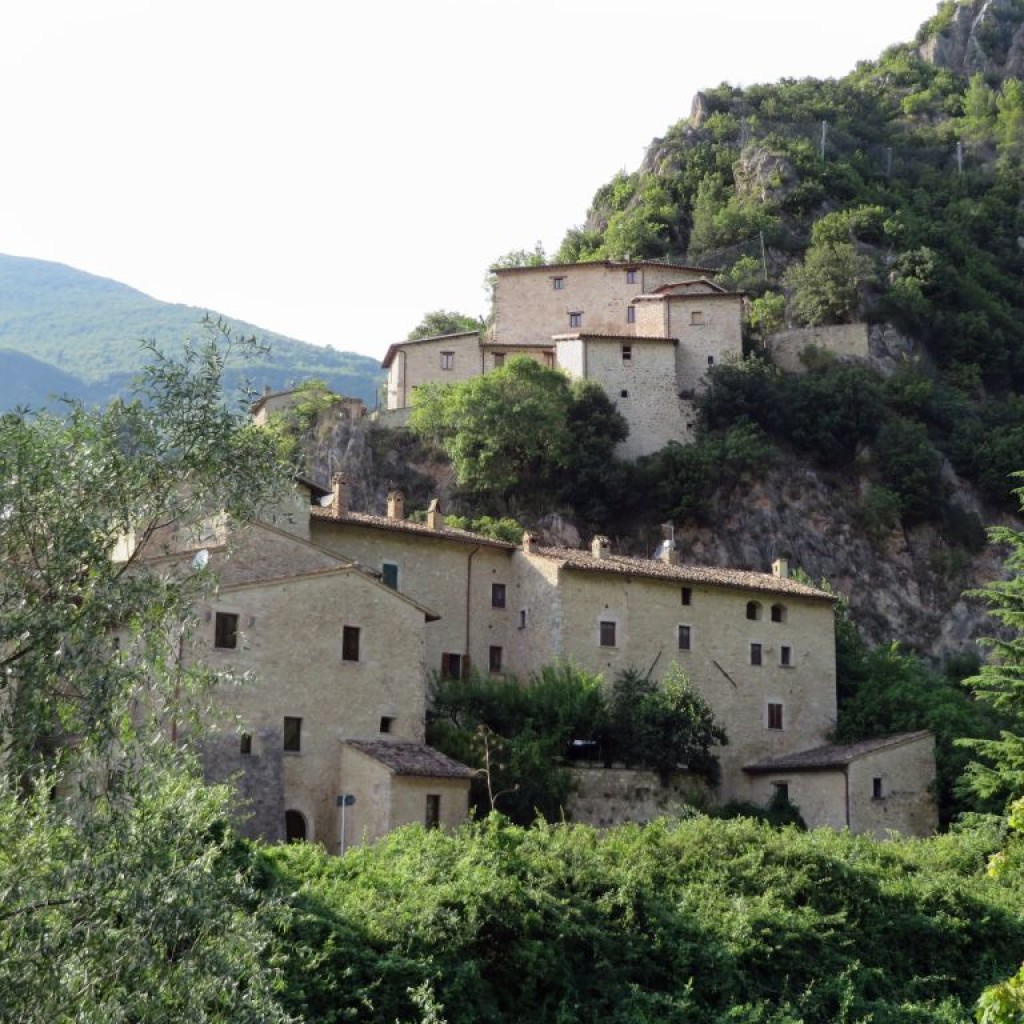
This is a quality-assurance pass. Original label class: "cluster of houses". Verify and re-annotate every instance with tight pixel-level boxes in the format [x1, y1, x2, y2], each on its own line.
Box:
[149, 258, 937, 849]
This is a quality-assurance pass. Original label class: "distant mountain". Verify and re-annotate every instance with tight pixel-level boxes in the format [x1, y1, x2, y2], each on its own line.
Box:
[0, 254, 384, 410]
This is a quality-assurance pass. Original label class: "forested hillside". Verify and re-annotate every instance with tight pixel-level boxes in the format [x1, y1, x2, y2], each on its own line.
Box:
[0, 254, 384, 408]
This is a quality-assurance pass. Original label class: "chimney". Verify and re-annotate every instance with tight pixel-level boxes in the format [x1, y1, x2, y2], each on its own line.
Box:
[658, 522, 679, 565]
[522, 532, 534, 553]
[772, 557, 789, 579]
[332, 474, 349, 516]
[591, 535, 611, 560]
[426, 498, 444, 530]
[387, 489, 405, 521]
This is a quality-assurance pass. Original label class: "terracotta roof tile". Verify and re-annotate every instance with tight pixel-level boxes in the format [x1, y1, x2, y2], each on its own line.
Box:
[527, 545, 835, 600]
[743, 731, 933, 773]
[345, 740, 474, 778]
[310, 508, 516, 549]
[491, 259, 718, 275]
[551, 332, 676, 343]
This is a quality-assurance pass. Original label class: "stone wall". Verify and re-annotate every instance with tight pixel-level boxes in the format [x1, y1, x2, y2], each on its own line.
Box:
[386, 332, 481, 410]
[768, 324, 870, 372]
[848, 734, 938, 838]
[567, 767, 711, 826]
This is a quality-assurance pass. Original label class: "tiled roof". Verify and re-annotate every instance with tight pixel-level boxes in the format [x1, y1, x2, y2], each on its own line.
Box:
[744, 731, 933, 773]
[345, 740, 474, 778]
[310, 508, 517, 549]
[551, 332, 677, 343]
[649, 278, 728, 295]
[491, 259, 719, 275]
[526, 545, 835, 600]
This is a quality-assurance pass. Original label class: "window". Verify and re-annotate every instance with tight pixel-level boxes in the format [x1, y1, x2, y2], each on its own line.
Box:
[772, 781, 789, 802]
[771, 604, 787, 623]
[750, 642, 763, 666]
[214, 611, 239, 650]
[626, 268, 637, 283]
[681, 586, 692, 606]
[707, 355, 715, 366]
[691, 310, 705, 325]
[518, 609, 528, 629]
[381, 563, 399, 590]
[621, 344, 633, 364]
[872, 777, 884, 800]
[780, 645, 792, 667]
[489, 645, 503, 672]
[342, 625, 360, 662]
[620, 389, 629, 398]
[767, 702, 784, 730]
[746, 601, 761, 621]
[626, 305, 636, 324]
[678, 624, 692, 651]
[568, 311, 582, 328]
[283, 716, 302, 752]
[494, 352, 505, 367]
[543, 351, 555, 368]
[491, 582, 506, 609]
[440, 351, 454, 370]
[553, 276, 565, 290]
[441, 652, 464, 679]
[239, 732, 252, 755]
[379, 715, 394, 734]
[425, 794, 441, 828]
[599, 620, 617, 647]
[285, 809, 307, 842]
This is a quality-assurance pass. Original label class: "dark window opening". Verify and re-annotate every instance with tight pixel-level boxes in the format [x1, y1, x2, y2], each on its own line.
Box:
[489, 645, 503, 672]
[772, 781, 789, 802]
[441, 652, 464, 679]
[568, 311, 582, 328]
[239, 732, 252, 755]
[599, 620, 617, 647]
[342, 625, 361, 662]
[681, 586, 692, 606]
[379, 715, 394, 734]
[873, 777, 884, 800]
[767, 702, 783, 730]
[620, 389, 629, 398]
[678, 624, 691, 651]
[285, 809, 307, 842]
[283, 716, 302, 752]
[214, 611, 239, 650]
[425, 794, 441, 828]
[381, 563, 399, 590]
[491, 583, 507, 609]
[771, 603, 786, 623]
[750, 643, 763, 666]
[746, 601, 761, 621]
[780, 645, 792, 667]
[621, 344, 632, 364]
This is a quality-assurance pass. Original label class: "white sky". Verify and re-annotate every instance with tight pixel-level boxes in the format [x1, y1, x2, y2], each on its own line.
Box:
[0, 1, 940, 362]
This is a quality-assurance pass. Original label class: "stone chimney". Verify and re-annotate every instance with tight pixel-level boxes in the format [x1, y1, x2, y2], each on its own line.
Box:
[591, 535, 611, 560]
[332, 474, 349, 516]
[772, 557, 789, 579]
[522, 532, 534, 553]
[387, 490, 405, 521]
[659, 522, 679, 565]
[426, 498, 444, 531]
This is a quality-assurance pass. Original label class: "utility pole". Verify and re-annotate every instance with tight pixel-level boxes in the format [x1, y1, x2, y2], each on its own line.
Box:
[760, 231, 768, 282]
[820, 120, 828, 160]
[956, 140, 964, 175]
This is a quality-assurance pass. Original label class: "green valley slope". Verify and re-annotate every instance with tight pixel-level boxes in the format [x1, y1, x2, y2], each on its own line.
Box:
[0, 254, 384, 409]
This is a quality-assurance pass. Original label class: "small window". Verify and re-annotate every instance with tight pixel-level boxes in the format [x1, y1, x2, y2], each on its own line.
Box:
[214, 611, 239, 650]
[285, 809, 307, 842]
[626, 305, 636, 324]
[872, 777, 884, 800]
[599, 620, 617, 647]
[620, 389, 629, 398]
[542, 351, 555, 368]
[553, 276, 566, 290]
[621, 344, 632, 364]
[381, 563, 399, 590]
[518, 609, 528, 629]
[707, 355, 715, 366]
[681, 587, 692, 606]
[780, 645, 792, 667]
[491, 583, 507, 609]
[771, 604, 786, 623]
[746, 601, 761, 621]
[772, 781, 789, 802]
[494, 352, 505, 367]
[678, 624, 692, 651]
[767, 702, 784, 730]
[691, 310, 705, 325]
[239, 732, 252, 755]
[626, 269, 637, 284]
[425, 794, 441, 828]
[440, 351, 454, 370]
[489, 645, 503, 673]
[283, 716, 302, 752]
[568, 311, 582, 328]
[342, 625, 361, 662]
[441, 652, 464, 679]
[379, 715, 394, 734]
[750, 643, 763, 666]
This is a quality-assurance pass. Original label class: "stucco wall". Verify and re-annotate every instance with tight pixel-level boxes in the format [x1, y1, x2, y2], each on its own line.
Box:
[519, 557, 838, 804]
[193, 566, 428, 848]
[491, 263, 707, 344]
[847, 735, 938, 838]
[744, 770, 849, 831]
[386, 333, 482, 410]
[768, 324, 870, 373]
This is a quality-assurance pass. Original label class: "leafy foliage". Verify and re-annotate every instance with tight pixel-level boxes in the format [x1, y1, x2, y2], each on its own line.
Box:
[407, 310, 483, 340]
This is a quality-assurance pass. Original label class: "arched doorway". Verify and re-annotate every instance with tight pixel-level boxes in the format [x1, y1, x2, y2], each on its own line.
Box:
[284, 809, 307, 843]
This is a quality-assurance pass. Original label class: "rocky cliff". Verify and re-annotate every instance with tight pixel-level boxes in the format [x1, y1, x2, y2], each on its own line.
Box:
[917, 0, 1024, 80]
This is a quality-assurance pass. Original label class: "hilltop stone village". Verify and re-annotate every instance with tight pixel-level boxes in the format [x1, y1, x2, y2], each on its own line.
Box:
[150, 259, 936, 851]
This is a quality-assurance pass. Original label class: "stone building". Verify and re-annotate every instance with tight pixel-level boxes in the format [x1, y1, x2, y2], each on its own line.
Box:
[381, 259, 744, 457]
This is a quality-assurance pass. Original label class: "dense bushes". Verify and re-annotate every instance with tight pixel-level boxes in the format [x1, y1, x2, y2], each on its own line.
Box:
[263, 814, 1024, 1023]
